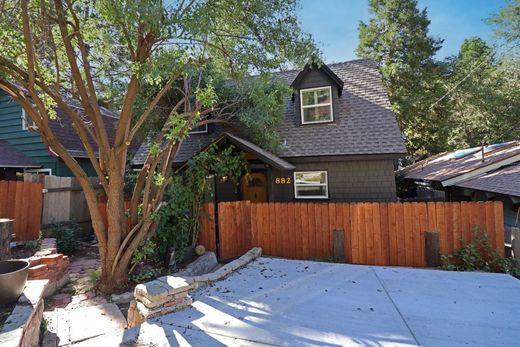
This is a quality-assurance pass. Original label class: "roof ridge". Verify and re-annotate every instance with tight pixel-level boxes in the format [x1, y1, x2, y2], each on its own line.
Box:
[275, 58, 376, 75]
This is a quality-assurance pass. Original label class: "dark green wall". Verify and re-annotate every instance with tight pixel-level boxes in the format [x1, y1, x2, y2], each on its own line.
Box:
[0, 91, 97, 177]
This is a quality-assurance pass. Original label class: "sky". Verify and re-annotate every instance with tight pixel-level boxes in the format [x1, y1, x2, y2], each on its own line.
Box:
[297, 0, 509, 63]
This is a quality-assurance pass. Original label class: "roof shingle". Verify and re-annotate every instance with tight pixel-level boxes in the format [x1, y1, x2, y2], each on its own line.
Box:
[456, 164, 520, 198]
[132, 59, 406, 166]
[0, 139, 40, 168]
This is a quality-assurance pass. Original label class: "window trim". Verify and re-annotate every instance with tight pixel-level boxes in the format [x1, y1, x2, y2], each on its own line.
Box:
[293, 171, 329, 199]
[24, 168, 52, 175]
[189, 123, 208, 134]
[299, 86, 333, 125]
[21, 109, 37, 131]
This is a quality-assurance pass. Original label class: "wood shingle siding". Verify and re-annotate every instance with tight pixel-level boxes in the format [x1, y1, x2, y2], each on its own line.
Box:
[0, 91, 57, 171]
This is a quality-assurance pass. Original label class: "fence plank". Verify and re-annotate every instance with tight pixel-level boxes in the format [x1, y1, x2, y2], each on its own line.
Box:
[396, 203, 406, 266]
[417, 202, 428, 267]
[301, 203, 310, 259]
[436, 202, 447, 254]
[494, 201, 504, 256]
[372, 203, 382, 265]
[388, 203, 398, 265]
[328, 203, 336, 259]
[460, 202, 471, 244]
[321, 203, 330, 259]
[365, 203, 375, 265]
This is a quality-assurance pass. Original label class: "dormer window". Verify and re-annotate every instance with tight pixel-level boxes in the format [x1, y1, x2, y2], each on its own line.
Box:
[300, 86, 333, 124]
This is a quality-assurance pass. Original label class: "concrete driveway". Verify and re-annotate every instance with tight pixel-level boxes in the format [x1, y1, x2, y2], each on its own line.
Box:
[81, 257, 520, 346]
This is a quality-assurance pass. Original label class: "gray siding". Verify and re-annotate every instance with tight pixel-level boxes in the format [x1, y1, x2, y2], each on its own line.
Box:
[292, 159, 398, 202]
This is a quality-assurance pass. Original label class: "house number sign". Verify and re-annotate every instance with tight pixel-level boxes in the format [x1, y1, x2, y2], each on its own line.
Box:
[275, 177, 291, 184]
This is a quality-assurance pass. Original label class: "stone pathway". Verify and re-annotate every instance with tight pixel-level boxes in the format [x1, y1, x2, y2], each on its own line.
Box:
[42, 253, 128, 346]
[43, 304, 127, 346]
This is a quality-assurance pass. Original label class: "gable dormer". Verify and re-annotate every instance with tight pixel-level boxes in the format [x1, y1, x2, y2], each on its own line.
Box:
[291, 63, 344, 125]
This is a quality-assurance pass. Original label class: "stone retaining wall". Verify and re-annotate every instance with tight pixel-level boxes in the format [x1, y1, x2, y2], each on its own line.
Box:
[0, 280, 49, 347]
[127, 247, 262, 327]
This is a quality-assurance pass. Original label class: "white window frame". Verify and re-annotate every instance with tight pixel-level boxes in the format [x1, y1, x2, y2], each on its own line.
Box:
[294, 171, 329, 199]
[21, 109, 37, 131]
[24, 168, 52, 175]
[299, 86, 333, 125]
[189, 123, 208, 134]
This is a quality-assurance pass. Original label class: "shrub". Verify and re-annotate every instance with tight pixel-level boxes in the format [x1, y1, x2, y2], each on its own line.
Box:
[54, 222, 80, 255]
[129, 267, 161, 283]
[129, 239, 158, 273]
[441, 227, 520, 278]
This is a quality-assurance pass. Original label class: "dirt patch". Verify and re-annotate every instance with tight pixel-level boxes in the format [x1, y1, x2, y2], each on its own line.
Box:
[9, 244, 36, 259]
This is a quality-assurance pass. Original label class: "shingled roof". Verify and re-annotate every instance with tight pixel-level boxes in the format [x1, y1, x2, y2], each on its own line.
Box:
[401, 141, 520, 185]
[456, 164, 520, 198]
[0, 139, 40, 168]
[132, 59, 406, 166]
[48, 101, 119, 158]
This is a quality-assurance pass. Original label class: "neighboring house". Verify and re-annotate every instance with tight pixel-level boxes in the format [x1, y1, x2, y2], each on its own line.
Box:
[133, 59, 407, 202]
[400, 141, 520, 243]
[0, 90, 119, 178]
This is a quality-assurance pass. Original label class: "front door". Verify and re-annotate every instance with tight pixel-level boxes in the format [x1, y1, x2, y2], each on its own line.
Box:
[240, 172, 268, 202]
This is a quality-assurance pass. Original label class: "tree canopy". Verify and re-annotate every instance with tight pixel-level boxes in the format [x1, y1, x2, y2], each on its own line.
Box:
[358, 0, 520, 159]
[0, 0, 317, 292]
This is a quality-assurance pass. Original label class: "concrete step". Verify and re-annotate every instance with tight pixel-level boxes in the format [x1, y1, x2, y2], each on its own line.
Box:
[43, 303, 127, 346]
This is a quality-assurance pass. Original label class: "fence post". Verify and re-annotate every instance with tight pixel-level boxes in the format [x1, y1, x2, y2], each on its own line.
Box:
[512, 227, 520, 259]
[333, 229, 345, 263]
[425, 230, 440, 267]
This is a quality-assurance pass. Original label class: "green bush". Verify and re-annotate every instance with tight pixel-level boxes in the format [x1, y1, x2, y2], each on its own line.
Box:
[54, 222, 80, 255]
[129, 267, 161, 283]
[441, 227, 520, 278]
[155, 144, 246, 262]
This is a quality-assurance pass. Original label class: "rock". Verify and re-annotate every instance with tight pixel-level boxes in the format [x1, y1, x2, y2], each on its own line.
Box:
[0, 219, 13, 261]
[175, 251, 218, 277]
[195, 244, 206, 256]
[111, 291, 133, 305]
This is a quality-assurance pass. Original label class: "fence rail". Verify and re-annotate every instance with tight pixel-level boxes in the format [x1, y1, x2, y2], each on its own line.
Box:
[0, 180, 43, 241]
[198, 201, 504, 266]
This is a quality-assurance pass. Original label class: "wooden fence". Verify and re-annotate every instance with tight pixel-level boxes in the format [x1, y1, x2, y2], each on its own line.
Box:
[24, 174, 101, 231]
[0, 180, 43, 241]
[198, 201, 504, 266]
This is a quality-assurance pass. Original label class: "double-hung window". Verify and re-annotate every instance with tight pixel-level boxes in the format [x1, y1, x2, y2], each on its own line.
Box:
[294, 171, 328, 199]
[21, 108, 37, 131]
[300, 86, 333, 124]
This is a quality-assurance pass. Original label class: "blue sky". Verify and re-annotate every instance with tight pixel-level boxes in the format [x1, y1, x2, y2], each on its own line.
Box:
[297, 0, 509, 63]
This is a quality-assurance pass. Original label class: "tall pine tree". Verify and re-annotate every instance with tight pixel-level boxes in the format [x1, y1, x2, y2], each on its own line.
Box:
[357, 0, 447, 157]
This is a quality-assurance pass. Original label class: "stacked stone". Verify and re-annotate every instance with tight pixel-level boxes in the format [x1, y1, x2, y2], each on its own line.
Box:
[127, 247, 263, 328]
[128, 276, 193, 327]
[0, 218, 13, 261]
[26, 239, 69, 284]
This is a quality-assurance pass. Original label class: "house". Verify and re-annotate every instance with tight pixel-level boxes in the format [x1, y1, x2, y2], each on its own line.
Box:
[133, 59, 407, 202]
[0, 90, 119, 178]
[399, 141, 520, 243]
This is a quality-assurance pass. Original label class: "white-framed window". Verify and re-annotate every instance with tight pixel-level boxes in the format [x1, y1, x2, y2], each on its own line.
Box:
[21, 109, 37, 131]
[24, 168, 52, 176]
[294, 171, 328, 199]
[300, 86, 333, 124]
[189, 124, 208, 134]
